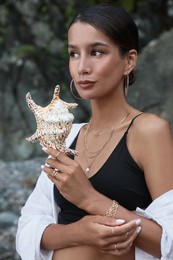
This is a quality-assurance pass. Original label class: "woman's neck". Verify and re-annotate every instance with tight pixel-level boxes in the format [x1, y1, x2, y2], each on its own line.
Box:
[90, 97, 130, 130]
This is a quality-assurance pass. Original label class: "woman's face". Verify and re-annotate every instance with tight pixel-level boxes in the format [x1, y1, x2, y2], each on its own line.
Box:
[68, 22, 131, 100]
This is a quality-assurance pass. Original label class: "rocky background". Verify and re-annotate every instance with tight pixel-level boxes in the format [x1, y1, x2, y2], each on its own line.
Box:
[0, 157, 46, 260]
[0, 0, 173, 259]
[128, 27, 173, 131]
[0, 0, 173, 161]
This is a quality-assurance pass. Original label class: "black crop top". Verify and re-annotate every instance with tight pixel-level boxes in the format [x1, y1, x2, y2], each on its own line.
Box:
[54, 115, 152, 224]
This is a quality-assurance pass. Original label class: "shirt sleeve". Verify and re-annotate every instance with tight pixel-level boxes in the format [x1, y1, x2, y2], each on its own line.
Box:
[16, 172, 59, 260]
[135, 189, 173, 260]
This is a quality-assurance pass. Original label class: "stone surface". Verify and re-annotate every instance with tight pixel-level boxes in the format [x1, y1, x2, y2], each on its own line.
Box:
[128, 28, 173, 130]
[0, 157, 46, 259]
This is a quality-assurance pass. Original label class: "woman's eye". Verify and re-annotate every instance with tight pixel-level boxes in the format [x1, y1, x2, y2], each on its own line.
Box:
[69, 51, 79, 58]
[91, 50, 103, 56]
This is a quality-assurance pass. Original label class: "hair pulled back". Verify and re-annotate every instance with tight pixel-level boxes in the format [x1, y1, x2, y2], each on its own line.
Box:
[69, 3, 139, 86]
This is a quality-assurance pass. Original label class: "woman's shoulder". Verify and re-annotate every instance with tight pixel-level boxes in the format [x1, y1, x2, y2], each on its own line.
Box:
[128, 112, 173, 171]
[131, 112, 172, 140]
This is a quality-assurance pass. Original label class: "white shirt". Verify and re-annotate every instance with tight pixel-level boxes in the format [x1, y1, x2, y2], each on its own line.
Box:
[16, 123, 173, 260]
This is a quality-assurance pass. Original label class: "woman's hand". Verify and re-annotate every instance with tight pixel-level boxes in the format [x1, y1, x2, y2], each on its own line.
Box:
[76, 215, 141, 256]
[42, 147, 94, 208]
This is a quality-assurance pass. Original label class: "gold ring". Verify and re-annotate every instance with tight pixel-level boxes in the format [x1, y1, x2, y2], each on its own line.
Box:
[114, 243, 118, 253]
[52, 169, 59, 177]
[55, 151, 60, 160]
[126, 231, 129, 237]
[111, 227, 115, 235]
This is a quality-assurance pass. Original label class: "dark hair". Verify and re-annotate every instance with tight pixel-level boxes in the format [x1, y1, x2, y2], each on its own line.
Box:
[69, 3, 139, 86]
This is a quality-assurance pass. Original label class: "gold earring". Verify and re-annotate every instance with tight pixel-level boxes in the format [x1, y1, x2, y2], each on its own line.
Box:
[125, 74, 129, 96]
[70, 79, 82, 100]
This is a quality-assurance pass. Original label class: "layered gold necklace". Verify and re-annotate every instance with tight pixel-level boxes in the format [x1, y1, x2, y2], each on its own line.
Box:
[84, 108, 131, 174]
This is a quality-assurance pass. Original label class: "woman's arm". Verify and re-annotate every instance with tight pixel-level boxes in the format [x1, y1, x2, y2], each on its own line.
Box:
[41, 215, 141, 256]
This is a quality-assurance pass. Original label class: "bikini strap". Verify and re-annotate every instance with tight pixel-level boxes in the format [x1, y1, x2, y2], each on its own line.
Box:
[126, 113, 143, 134]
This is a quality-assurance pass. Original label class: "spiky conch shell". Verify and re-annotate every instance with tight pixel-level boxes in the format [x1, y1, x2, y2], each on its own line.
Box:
[26, 85, 78, 155]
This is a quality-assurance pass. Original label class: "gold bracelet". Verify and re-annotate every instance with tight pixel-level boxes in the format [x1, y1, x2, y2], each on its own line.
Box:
[105, 200, 119, 218]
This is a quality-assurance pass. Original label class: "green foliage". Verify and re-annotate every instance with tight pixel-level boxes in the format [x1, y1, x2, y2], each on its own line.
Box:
[40, 1, 50, 23]
[0, 36, 4, 45]
[116, 0, 146, 12]
[60, 1, 76, 70]
[11, 44, 38, 58]
[116, 0, 134, 12]
[81, 0, 146, 12]
[64, 0, 76, 30]
[60, 82, 69, 93]
[0, 28, 6, 45]
[0, 5, 9, 46]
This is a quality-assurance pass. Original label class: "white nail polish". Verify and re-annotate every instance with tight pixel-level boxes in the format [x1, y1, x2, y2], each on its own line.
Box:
[41, 165, 44, 169]
[42, 147, 48, 151]
[136, 226, 141, 234]
[135, 219, 141, 225]
[115, 219, 125, 224]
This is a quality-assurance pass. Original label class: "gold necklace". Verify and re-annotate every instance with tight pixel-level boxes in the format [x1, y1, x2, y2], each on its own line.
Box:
[84, 124, 113, 158]
[84, 108, 131, 157]
[84, 108, 131, 174]
[84, 127, 114, 174]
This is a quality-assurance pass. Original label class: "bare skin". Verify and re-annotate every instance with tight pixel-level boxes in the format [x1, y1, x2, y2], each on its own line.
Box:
[52, 245, 135, 260]
[41, 22, 173, 259]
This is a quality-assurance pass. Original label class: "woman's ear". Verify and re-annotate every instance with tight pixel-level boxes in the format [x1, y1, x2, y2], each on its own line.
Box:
[124, 49, 138, 75]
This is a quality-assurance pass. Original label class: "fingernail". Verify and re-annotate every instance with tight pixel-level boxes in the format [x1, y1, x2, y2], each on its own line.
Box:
[135, 219, 141, 225]
[45, 163, 51, 168]
[115, 219, 125, 224]
[42, 147, 48, 151]
[136, 226, 141, 234]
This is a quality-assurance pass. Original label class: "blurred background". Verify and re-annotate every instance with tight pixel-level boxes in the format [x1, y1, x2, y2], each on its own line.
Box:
[0, 0, 173, 259]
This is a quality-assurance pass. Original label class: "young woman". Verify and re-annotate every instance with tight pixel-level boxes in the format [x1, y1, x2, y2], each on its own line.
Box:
[16, 4, 173, 260]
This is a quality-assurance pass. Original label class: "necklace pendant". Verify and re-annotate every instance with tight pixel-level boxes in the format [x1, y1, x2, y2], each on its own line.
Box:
[86, 167, 90, 173]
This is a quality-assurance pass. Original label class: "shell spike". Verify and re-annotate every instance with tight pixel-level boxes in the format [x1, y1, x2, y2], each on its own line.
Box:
[26, 92, 40, 113]
[26, 132, 39, 143]
[48, 85, 60, 108]
[64, 101, 78, 109]
[51, 85, 60, 102]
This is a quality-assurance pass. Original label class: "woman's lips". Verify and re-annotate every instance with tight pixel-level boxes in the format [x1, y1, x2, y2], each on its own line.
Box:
[77, 80, 96, 88]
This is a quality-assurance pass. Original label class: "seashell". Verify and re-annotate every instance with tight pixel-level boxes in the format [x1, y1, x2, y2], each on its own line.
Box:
[26, 85, 78, 155]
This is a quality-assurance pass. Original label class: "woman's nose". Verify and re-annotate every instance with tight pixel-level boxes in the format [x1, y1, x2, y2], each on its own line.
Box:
[78, 57, 91, 75]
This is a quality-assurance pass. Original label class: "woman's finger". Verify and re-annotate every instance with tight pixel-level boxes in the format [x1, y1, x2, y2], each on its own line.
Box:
[109, 219, 141, 238]
[42, 147, 72, 165]
[100, 224, 141, 256]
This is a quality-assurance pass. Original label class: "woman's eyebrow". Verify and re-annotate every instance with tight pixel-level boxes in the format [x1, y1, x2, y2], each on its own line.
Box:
[90, 42, 109, 48]
[68, 44, 76, 49]
[68, 42, 109, 49]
